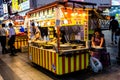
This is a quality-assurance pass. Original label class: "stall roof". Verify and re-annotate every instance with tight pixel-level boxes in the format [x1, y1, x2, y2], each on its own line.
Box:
[27, 1, 97, 14]
[27, 1, 59, 14]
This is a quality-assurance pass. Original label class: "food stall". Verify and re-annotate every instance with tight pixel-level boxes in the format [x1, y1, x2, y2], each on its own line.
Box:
[3, 14, 28, 51]
[27, 1, 96, 75]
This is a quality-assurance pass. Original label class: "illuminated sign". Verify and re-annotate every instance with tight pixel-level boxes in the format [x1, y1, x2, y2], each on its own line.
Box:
[12, 0, 30, 13]
[112, 0, 120, 5]
[19, 0, 30, 11]
[12, 0, 19, 12]
[3, 3, 8, 13]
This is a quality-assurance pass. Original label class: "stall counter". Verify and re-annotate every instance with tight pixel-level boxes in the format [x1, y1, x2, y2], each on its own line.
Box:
[28, 45, 89, 75]
[7, 34, 28, 50]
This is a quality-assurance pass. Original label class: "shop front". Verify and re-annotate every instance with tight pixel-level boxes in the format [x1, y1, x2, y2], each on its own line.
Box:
[3, 15, 28, 51]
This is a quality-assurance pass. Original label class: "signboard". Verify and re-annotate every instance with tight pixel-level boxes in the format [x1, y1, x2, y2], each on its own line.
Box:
[3, 3, 8, 13]
[19, 0, 30, 11]
[12, 0, 30, 13]
[12, 0, 19, 12]
[112, 0, 120, 5]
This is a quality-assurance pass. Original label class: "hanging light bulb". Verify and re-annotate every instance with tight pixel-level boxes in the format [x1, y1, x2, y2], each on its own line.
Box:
[82, 11, 86, 16]
[64, 19, 68, 24]
[41, 21, 44, 26]
[71, 8, 78, 17]
[47, 21, 50, 25]
[71, 12, 75, 16]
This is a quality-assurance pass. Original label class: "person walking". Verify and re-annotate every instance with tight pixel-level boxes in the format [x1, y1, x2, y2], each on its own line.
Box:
[0, 23, 7, 54]
[8, 23, 17, 56]
[109, 16, 119, 44]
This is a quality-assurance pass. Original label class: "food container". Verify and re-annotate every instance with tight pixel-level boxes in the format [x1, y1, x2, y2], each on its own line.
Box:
[44, 45, 53, 49]
[60, 44, 72, 50]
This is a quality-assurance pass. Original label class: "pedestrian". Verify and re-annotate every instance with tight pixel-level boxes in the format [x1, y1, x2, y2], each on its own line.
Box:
[109, 16, 119, 44]
[8, 23, 17, 56]
[0, 23, 8, 54]
[91, 28, 106, 59]
[91, 28, 105, 48]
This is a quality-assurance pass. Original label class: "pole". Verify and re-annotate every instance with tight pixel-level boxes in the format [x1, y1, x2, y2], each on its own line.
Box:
[55, 6, 61, 53]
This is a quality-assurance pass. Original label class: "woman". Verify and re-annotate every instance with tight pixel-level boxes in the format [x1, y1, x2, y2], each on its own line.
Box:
[91, 29, 105, 48]
[91, 28, 106, 59]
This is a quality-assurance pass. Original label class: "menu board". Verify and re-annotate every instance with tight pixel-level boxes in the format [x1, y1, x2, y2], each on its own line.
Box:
[60, 8, 88, 26]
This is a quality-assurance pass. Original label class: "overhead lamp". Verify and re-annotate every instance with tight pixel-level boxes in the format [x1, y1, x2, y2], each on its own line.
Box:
[64, 19, 68, 24]
[47, 21, 50, 25]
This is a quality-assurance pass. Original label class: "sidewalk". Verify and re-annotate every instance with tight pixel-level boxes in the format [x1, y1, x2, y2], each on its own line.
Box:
[102, 30, 118, 65]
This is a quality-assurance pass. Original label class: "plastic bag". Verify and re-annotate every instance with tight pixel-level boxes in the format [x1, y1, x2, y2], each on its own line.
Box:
[90, 57, 103, 73]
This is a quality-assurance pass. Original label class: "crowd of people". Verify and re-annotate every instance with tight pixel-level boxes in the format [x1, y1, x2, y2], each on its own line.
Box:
[0, 23, 25, 56]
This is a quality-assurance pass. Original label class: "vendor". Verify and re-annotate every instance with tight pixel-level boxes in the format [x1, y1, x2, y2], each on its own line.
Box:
[91, 28, 105, 47]
[29, 22, 41, 41]
[60, 29, 67, 44]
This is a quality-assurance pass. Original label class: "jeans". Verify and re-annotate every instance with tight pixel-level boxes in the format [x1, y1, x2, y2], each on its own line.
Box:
[111, 31, 117, 42]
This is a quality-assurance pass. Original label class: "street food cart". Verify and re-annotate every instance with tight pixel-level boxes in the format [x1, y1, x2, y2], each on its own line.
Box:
[27, 1, 96, 75]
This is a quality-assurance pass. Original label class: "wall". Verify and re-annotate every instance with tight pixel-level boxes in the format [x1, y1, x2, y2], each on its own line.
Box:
[36, 0, 56, 7]
[35, 0, 111, 8]
[84, 0, 111, 7]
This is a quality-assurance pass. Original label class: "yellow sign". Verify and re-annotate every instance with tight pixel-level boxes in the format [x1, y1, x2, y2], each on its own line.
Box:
[12, 0, 19, 12]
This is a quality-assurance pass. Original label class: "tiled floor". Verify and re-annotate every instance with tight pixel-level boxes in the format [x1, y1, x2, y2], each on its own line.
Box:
[0, 52, 119, 80]
[0, 53, 53, 80]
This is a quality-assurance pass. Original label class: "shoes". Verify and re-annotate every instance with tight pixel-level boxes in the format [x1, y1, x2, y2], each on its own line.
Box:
[115, 41, 117, 44]
[2, 51, 8, 54]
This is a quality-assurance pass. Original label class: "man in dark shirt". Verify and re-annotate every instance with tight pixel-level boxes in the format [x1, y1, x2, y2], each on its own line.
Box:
[109, 16, 119, 44]
[0, 23, 7, 54]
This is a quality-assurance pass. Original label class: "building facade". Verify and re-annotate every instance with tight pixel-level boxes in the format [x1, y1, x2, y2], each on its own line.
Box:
[0, 0, 112, 18]
[35, 0, 111, 8]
